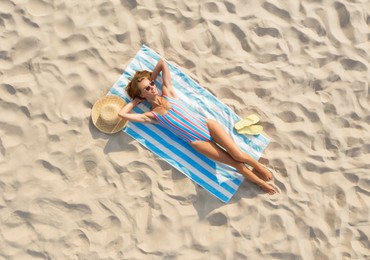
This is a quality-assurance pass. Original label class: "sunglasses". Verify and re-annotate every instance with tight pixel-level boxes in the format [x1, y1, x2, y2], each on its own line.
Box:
[143, 81, 155, 92]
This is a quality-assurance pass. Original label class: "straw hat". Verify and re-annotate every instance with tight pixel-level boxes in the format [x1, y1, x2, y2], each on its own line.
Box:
[91, 95, 128, 134]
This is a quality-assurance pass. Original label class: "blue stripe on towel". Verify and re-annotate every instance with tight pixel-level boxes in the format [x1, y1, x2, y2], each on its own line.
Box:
[107, 45, 269, 202]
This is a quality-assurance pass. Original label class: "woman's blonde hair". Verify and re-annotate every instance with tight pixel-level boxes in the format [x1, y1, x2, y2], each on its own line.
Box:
[126, 70, 152, 99]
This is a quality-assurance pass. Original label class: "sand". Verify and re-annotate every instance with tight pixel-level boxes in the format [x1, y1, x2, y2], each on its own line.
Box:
[1, 0, 369, 259]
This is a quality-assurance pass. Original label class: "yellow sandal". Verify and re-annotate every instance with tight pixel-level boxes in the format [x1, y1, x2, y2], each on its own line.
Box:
[237, 125, 263, 135]
[234, 114, 260, 131]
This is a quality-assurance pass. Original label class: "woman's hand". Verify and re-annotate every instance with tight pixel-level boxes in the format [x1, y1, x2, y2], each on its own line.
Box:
[119, 97, 142, 116]
[132, 97, 144, 106]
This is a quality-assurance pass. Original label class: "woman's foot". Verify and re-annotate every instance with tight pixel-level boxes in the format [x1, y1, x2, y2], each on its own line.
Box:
[254, 164, 273, 181]
[259, 182, 277, 195]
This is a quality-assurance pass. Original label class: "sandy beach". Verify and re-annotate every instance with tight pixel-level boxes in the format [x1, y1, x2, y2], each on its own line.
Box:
[1, 0, 369, 259]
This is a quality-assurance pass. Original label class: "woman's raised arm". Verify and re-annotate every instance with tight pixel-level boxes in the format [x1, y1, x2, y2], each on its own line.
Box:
[151, 59, 177, 98]
[118, 98, 156, 124]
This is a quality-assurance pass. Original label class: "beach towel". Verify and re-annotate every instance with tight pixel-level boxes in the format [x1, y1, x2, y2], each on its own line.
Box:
[108, 45, 270, 203]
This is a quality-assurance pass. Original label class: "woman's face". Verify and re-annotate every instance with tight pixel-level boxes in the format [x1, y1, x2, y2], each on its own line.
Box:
[139, 78, 158, 99]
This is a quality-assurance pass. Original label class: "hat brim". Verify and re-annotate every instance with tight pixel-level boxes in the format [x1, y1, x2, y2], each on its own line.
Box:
[91, 95, 128, 134]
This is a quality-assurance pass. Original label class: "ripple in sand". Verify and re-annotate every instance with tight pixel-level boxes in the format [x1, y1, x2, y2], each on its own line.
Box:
[277, 110, 304, 123]
[158, 177, 197, 202]
[54, 12, 75, 38]
[302, 17, 326, 36]
[255, 27, 281, 38]
[63, 229, 90, 252]
[12, 36, 41, 64]
[0, 17, 5, 36]
[83, 157, 98, 174]
[37, 159, 66, 180]
[2, 216, 33, 247]
[26, 0, 53, 16]
[262, 2, 291, 22]
[324, 208, 342, 230]
[63, 34, 90, 53]
[207, 212, 228, 226]
[334, 2, 350, 28]
[340, 58, 367, 71]
[204, 2, 219, 13]
[120, 0, 137, 10]
[121, 164, 152, 198]
[101, 215, 122, 245]
[0, 122, 23, 149]
[224, 1, 236, 13]
[60, 85, 87, 120]
[0, 0, 15, 13]
[335, 187, 347, 207]
[37, 198, 92, 218]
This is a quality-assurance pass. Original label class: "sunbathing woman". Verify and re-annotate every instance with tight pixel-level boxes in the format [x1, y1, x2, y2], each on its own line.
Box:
[118, 59, 277, 195]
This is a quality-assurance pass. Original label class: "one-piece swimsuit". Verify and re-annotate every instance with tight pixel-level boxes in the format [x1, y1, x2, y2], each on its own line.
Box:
[150, 95, 212, 143]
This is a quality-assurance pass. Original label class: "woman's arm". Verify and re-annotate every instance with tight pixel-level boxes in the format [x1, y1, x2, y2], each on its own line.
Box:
[151, 59, 178, 98]
[118, 98, 156, 124]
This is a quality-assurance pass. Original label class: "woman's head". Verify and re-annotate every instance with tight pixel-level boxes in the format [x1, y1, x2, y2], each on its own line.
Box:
[126, 70, 157, 100]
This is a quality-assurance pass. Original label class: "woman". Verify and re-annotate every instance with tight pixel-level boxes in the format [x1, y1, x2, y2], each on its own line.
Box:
[119, 59, 277, 194]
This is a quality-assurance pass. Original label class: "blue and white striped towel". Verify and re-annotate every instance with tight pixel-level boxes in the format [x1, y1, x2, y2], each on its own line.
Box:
[108, 45, 269, 203]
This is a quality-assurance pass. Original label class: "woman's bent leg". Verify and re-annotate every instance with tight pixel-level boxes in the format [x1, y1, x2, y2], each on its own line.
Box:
[206, 119, 273, 181]
[190, 141, 277, 194]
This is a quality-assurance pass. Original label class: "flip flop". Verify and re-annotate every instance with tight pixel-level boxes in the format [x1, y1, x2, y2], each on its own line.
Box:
[234, 114, 260, 130]
[237, 125, 263, 135]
